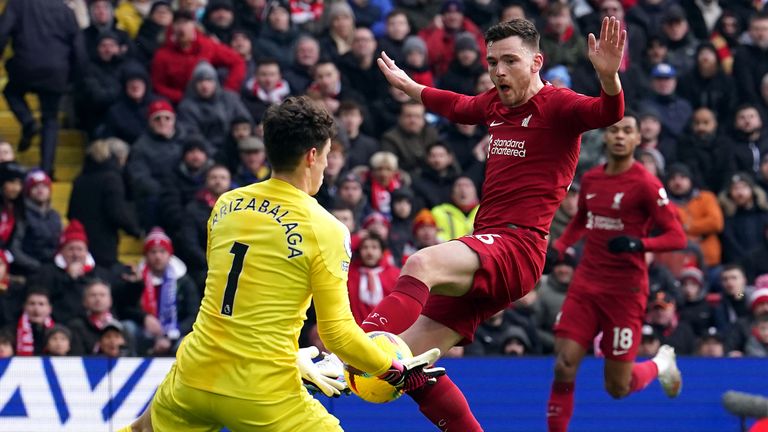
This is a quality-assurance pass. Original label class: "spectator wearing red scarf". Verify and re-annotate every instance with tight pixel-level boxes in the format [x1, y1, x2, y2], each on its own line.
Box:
[364, 151, 405, 219]
[347, 234, 399, 325]
[15, 289, 54, 356]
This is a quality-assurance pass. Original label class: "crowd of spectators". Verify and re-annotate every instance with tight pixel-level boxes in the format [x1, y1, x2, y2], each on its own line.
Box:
[0, 0, 766, 361]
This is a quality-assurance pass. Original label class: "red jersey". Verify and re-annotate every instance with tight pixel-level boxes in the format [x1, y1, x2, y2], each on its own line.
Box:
[555, 162, 686, 295]
[421, 84, 624, 234]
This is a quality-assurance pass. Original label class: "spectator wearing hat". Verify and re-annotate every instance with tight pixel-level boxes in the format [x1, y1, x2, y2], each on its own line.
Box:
[76, 32, 136, 135]
[645, 290, 696, 355]
[533, 251, 575, 354]
[151, 10, 246, 104]
[102, 61, 158, 144]
[401, 208, 440, 260]
[128, 99, 185, 230]
[715, 265, 754, 330]
[437, 32, 485, 96]
[338, 27, 389, 101]
[549, 182, 579, 243]
[733, 12, 768, 106]
[178, 61, 252, 154]
[44, 324, 72, 356]
[83, 0, 133, 62]
[0, 0, 86, 175]
[255, 0, 302, 68]
[389, 188, 416, 266]
[412, 143, 461, 209]
[540, 3, 586, 74]
[464, 310, 534, 356]
[29, 220, 112, 324]
[12, 289, 54, 356]
[400, 35, 434, 88]
[697, 326, 725, 357]
[376, 10, 410, 66]
[418, 0, 486, 78]
[122, 227, 200, 356]
[241, 58, 291, 124]
[231, 136, 271, 188]
[159, 136, 214, 230]
[718, 172, 768, 265]
[134, 0, 173, 65]
[69, 139, 141, 268]
[315, 141, 347, 210]
[67, 279, 120, 355]
[676, 107, 731, 192]
[637, 324, 662, 358]
[677, 42, 737, 125]
[665, 163, 724, 267]
[335, 173, 372, 228]
[282, 35, 321, 95]
[381, 101, 439, 174]
[361, 212, 391, 245]
[727, 104, 768, 179]
[95, 319, 128, 357]
[677, 266, 716, 337]
[114, 0, 152, 39]
[725, 285, 768, 356]
[20, 170, 61, 268]
[202, 0, 236, 44]
[431, 176, 478, 242]
[176, 165, 232, 288]
[660, 4, 699, 76]
[318, 2, 356, 62]
[347, 233, 399, 325]
[639, 63, 693, 139]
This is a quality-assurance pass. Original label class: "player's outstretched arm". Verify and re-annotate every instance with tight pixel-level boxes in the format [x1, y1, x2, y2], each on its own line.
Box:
[587, 16, 626, 96]
[377, 51, 426, 102]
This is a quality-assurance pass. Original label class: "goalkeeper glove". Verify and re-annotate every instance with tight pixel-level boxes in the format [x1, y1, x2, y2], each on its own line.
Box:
[608, 236, 644, 253]
[298, 347, 348, 397]
[378, 348, 446, 392]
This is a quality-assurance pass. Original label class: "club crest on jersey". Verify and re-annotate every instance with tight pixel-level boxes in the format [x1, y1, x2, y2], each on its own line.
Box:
[521, 114, 532, 127]
[611, 192, 624, 210]
[657, 188, 670, 207]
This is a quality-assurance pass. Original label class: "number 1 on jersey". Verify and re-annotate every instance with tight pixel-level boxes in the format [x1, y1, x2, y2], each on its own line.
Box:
[221, 241, 249, 316]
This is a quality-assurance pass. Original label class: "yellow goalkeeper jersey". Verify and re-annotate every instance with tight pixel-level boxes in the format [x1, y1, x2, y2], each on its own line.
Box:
[176, 178, 391, 400]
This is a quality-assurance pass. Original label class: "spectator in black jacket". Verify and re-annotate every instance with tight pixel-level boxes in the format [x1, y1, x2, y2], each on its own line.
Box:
[176, 165, 231, 288]
[677, 266, 716, 337]
[283, 35, 320, 95]
[376, 10, 410, 65]
[69, 139, 142, 268]
[339, 101, 379, 170]
[733, 12, 768, 105]
[719, 173, 768, 265]
[102, 62, 156, 144]
[0, 0, 86, 175]
[0, 162, 36, 274]
[412, 143, 461, 209]
[677, 42, 737, 124]
[438, 32, 485, 96]
[83, 0, 132, 62]
[727, 105, 768, 179]
[241, 58, 291, 124]
[202, 0, 236, 44]
[134, 0, 172, 65]
[676, 108, 731, 192]
[28, 220, 112, 324]
[337, 27, 388, 101]
[159, 136, 213, 231]
[128, 99, 185, 230]
[715, 264, 754, 331]
[725, 286, 768, 356]
[254, 0, 301, 68]
[646, 290, 697, 355]
[67, 279, 118, 355]
[20, 170, 61, 268]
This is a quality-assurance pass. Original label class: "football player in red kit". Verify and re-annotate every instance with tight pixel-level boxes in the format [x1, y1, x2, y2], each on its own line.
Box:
[546, 113, 687, 432]
[362, 17, 626, 431]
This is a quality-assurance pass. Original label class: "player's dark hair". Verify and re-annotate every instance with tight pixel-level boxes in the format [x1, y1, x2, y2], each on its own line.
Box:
[263, 96, 336, 172]
[623, 110, 640, 130]
[484, 19, 540, 51]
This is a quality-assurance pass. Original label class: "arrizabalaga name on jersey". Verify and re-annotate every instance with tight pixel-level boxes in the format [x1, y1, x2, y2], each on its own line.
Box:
[209, 196, 304, 259]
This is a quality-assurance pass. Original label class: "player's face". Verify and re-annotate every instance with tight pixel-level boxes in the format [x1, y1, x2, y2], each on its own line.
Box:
[309, 139, 331, 195]
[487, 36, 543, 107]
[604, 116, 640, 158]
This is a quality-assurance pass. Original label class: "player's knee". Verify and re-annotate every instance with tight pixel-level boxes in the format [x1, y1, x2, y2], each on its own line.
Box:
[554, 353, 579, 380]
[605, 379, 630, 399]
[401, 251, 433, 280]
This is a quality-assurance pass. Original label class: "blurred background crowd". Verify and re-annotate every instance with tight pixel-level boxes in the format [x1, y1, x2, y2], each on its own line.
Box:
[0, 0, 765, 361]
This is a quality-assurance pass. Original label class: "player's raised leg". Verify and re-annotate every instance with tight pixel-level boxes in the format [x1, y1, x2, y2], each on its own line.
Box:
[360, 241, 479, 334]
[548, 338, 587, 432]
[401, 315, 483, 432]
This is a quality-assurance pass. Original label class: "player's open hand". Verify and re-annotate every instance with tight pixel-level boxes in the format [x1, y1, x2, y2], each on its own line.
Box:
[587, 16, 626, 78]
[379, 348, 446, 392]
[298, 347, 348, 397]
[377, 51, 422, 96]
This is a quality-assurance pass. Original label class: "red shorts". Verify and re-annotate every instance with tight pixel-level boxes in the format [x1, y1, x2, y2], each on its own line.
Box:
[421, 226, 548, 345]
[554, 285, 647, 361]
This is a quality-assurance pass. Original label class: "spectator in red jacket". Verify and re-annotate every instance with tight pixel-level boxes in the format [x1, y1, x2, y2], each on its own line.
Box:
[151, 10, 245, 104]
[417, 0, 486, 77]
[347, 234, 399, 325]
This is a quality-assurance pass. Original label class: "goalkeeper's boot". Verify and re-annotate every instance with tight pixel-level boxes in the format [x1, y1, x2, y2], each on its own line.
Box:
[652, 345, 682, 398]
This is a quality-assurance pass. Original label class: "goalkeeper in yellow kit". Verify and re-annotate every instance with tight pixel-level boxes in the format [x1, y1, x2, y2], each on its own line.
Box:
[123, 96, 444, 432]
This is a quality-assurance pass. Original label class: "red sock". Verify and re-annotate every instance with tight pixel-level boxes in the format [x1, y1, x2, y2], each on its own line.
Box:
[547, 381, 575, 432]
[629, 360, 658, 393]
[407, 375, 483, 432]
[360, 275, 430, 334]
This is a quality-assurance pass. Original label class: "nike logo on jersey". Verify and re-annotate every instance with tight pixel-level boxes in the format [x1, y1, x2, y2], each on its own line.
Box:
[361, 321, 379, 327]
[612, 349, 629, 356]
[489, 120, 504, 127]
[586, 193, 597, 199]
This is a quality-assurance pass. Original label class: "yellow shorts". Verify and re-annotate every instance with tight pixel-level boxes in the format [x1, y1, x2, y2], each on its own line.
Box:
[151, 364, 343, 432]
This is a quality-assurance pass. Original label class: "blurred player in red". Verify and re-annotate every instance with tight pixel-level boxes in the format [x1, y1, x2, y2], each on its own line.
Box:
[547, 113, 687, 432]
[364, 17, 626, 431]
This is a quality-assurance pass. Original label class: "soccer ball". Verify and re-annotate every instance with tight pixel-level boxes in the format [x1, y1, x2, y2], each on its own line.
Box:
[344, 331, 413, 404]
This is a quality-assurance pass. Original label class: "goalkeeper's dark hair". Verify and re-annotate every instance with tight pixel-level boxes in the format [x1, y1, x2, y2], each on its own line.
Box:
[262, 96, 336, 172]
[484, 18, 540, 51]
